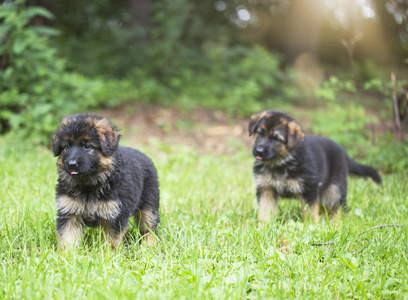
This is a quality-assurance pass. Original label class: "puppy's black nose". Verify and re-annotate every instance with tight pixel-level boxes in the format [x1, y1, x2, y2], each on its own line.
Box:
[68, 160, 78, 168]
[255, 147, 264, 154]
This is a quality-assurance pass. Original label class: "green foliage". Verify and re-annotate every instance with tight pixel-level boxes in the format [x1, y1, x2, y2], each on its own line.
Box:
[87, 45, 289, 116]
[0, 2, 99, 143]
[312, 76, 374, 157]
[315, 76, 356, 103]
[366, 134, 408, 173]
[307, 103, 378, 158]
[167, 45, 286, 116]
[354, 59, 386, 85]
[312, 75, 408, 173]
[55, 0, 148, 78]
[50, 0, 291, 116]
[364, 77, 407, 98]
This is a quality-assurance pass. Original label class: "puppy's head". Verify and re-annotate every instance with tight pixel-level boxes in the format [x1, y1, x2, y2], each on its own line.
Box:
[51, 114, 120, 179]
[248, 110, 304, 164]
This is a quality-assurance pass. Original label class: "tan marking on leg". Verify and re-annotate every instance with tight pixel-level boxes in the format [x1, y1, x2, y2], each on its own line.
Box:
[258, 188, 278, 222]
[138, 209, 158, 234]
[301, 200, 319, 223]
[101, 220, 126, 249]
[312, 202, 320, 223]
[58, 216, 84, 250]
[142, 232, 157, 247]
[300, 198, 305, 211]
[330, 206, 346, 223]
[135, 209, 158, 246]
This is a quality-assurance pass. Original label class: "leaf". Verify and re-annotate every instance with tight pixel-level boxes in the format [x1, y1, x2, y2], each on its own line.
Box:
[21, 7, 54, 21]
[0, 6, 15, 19]
[12, 38, 27, 55]
[31, 26, 60, 37]
[0, 24, 11, 35]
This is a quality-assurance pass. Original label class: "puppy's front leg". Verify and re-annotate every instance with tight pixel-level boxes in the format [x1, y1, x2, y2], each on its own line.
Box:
[57, 215, 84, 250]
[101, 219, 128, 249]
[257, 187, 278, 222]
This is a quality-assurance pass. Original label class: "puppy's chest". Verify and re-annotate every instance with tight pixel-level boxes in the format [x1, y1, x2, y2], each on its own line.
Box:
[57, 195, 120, 220]
[254, 170, 303, 195]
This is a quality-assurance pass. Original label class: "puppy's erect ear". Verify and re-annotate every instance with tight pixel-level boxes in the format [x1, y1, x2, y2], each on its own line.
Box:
[249, 112, 265, 136]
[286, 120, 305, 150]
[51, 132, 61, 157]
[94, 117, 120, 156]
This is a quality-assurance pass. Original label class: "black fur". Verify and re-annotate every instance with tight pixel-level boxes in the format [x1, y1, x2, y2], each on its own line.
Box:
[249, 110, 382, 222]
[52, 113, 160, 249]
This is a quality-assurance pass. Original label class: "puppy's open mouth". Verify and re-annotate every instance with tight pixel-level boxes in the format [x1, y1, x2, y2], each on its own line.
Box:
[255, 156, 263, 160]
[70, 171, 79, 175]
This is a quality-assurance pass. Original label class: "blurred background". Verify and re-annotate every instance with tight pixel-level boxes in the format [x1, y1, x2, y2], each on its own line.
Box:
[0, 0, 407, 172]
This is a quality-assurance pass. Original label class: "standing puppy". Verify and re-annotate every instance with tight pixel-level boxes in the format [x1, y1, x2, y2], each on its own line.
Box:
[249, 110, 382, 222]
[52, 113, 160, 249]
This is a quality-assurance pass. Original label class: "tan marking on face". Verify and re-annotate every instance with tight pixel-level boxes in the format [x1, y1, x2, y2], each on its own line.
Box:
[94, 117, 113, 135]
[249, 111, 274, 136]
[252, 111, 272, 122]
[100, 220, 126, 248]
[58, 215, 84, 250]
[286, 120, 305, 149]
[52, 134, 59, 146]
[251, 135, 256, 145]
[258, 188, 278, 222]
[79, 134, 92, 141]
[279, 117, 289, 126]
[255, 173, 303, 195]
[94, 117, 119, 149]
[260, 111, 273, 118]
[287, 121, 303, 135]
[57, 155, 64, 169]
[60, 116, 77, 127]
[269, 129, 286, 143]
[98, 153, 114, 170]
[57, 195, 120, 220]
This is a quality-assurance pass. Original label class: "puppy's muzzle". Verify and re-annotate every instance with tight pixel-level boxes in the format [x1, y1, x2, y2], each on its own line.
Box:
[253, 146, 266, 160]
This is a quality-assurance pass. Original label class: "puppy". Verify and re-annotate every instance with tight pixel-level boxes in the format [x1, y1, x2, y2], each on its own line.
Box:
[249, 110, 382, 222]
[51, 113, 160, 249]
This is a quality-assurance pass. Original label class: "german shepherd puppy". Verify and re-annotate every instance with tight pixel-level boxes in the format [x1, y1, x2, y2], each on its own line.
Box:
[52, 113, 160, 249]
[249, 110, 382, 222]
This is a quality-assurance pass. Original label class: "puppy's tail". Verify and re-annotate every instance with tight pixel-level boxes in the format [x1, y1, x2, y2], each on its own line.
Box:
[347, 157, 382, 184]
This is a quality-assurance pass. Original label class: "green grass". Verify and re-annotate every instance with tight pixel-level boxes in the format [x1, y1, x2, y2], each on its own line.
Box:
[0, 137, 407, 299]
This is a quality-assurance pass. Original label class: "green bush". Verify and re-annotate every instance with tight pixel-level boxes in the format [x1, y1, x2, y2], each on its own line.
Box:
[0, 2, 100, 144]
[307, 103, 378, 158]
[90, 45, 291, 116]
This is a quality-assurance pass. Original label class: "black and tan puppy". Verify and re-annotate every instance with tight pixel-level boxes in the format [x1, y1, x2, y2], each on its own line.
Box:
[249, 110, 382, 222]
[51, 113, 160, 249]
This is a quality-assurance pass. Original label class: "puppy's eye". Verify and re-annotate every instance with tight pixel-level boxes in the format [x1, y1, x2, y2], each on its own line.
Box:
[272, 134, 282, 142]
[257, 130, 264, 136]
[65, 144, 71, 150]
[83, 143, 92, 151]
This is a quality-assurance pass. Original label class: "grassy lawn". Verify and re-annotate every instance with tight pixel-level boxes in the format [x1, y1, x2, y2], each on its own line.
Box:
[0, 136, 407, 299]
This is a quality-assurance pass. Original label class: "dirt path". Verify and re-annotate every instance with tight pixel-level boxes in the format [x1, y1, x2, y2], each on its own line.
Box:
[102, 103, 252, 155]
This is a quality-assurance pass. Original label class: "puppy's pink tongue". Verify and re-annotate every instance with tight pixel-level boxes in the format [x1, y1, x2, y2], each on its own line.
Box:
[256, 156, 263, 160]
[71, 171, 79, 175]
